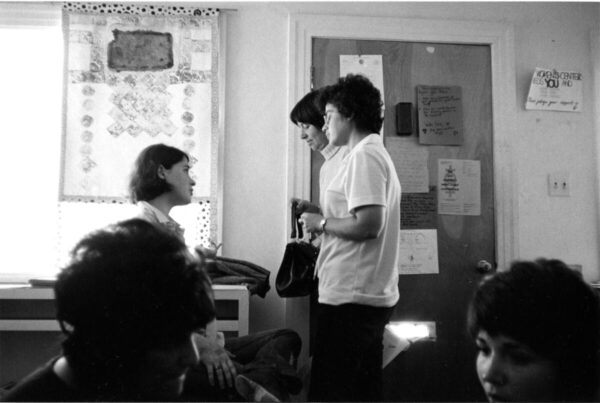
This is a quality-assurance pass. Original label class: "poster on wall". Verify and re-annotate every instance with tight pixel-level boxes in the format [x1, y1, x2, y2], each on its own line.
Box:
[385, 137, 429, 193]
[525, 67, 582, 112]
[399, 229, 439, 275]
[417, 85, 464, 145]
[437, 159, 480, 216]
[61, 8, 219, 202]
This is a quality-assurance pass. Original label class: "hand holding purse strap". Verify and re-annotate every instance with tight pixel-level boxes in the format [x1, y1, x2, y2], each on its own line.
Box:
[291, 200, 304, 240]
[291, 201, 297, 239]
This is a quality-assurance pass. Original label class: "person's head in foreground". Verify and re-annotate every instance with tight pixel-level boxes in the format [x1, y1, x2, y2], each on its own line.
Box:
[51, 219, 213, 401]
[468, 258, 600, 402]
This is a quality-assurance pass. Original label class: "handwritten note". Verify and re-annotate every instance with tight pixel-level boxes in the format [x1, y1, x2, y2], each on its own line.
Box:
[417, 85, 463, 145]
[386, 137, 429, 193]
[399, 229, 439, 275]
[401, 189, 437, 229]
[525, 67, 582, 112]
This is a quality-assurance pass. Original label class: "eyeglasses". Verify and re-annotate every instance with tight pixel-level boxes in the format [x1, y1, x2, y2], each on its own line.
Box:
[323, 111, 337, 126]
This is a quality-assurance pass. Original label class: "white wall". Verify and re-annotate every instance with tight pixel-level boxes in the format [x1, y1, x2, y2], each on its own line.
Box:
[213, 2, 600, 335]
[221, 4, 290, 332]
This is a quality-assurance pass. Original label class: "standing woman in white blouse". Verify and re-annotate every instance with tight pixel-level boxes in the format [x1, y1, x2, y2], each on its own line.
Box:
[300, 74, 402, 402]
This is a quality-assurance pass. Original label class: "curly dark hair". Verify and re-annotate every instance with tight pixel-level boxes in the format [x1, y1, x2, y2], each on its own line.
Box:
[55, 218, 215, 400]
[467, 258, 600, 401]
[317, 74, 383, 134]
[129, 144, 189, 203]
[290, 90, 325, 128]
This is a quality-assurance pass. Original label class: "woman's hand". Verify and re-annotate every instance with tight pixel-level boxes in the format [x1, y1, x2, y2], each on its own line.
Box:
[194, 325, 236, 389]
[301, 205, 385, 241]
[300, 212, 324, 234]
[291, 197, 320, 215]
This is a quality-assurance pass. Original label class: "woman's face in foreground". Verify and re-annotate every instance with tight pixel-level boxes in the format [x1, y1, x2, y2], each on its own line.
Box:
[475, 330, 560, 402]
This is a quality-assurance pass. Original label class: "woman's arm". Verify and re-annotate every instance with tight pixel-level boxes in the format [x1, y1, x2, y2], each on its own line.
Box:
[194, 319, 236, 389]
[300, 205, 384, 242]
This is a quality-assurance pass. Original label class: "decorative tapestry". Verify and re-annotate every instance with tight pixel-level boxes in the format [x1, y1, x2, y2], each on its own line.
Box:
[60, 5, 220, 205]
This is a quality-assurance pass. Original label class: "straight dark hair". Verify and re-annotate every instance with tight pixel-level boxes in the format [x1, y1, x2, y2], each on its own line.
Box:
[290, 90, 325, 128]
[129, 144, 189, 202]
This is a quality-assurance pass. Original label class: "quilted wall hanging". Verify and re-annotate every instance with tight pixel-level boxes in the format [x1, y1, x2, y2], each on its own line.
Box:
[60, 3, 220, 208]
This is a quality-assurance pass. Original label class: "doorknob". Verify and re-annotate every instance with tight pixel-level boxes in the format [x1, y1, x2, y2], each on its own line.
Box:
[476, 260, 494, 274]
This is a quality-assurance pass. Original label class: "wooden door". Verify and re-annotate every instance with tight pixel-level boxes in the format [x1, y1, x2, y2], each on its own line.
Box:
[312, 38, 493, 401]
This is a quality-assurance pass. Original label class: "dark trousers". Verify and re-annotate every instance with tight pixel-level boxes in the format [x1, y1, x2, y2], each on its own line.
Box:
[309, 303, 394, 402]
[227, 329, 301, 367]
[183, 329, 302, 401]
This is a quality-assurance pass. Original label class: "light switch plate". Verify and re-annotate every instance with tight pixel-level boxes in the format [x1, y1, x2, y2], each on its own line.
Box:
[548, 171, 570, 197]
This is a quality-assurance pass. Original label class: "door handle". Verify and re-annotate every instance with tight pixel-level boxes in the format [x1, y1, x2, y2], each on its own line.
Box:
[476, 260, 495, 274]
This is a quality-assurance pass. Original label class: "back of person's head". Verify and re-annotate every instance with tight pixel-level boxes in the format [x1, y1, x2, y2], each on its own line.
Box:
[129, 143, 189, 202]
[317, 74, 383, 134]
[468, 258, 600, 401]
[290, 90, 325, 128]
[55, 218, 215, 400]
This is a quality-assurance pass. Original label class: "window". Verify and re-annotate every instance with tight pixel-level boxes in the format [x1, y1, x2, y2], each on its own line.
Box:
[0, 7, 63, 281]
[0, 4, 222, 282]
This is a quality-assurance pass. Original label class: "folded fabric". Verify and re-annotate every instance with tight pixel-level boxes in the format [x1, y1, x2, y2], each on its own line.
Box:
[206, 256, 271, 298]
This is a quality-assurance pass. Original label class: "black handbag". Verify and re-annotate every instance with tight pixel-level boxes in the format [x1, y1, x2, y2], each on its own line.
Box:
[276, 201, 319, 297]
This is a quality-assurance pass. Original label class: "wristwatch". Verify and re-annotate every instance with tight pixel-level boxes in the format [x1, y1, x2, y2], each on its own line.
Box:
[319, 218, 328, 234]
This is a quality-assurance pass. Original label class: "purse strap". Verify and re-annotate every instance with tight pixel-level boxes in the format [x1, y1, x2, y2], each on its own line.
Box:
[290, 200, 303, 240]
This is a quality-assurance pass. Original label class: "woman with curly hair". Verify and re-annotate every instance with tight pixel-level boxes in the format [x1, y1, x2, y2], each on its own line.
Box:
[300, 74, 402, 402]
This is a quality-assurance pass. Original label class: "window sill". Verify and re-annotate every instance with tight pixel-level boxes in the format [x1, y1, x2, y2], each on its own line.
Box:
[0, 285, 250, 335]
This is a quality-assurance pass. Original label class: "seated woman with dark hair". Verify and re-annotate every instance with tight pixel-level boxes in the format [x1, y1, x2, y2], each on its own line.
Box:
[2, 219, 215, 402]
[129, 143, 195, 242]
[468, 258, 600, 402]
[129, 144, 302, 402]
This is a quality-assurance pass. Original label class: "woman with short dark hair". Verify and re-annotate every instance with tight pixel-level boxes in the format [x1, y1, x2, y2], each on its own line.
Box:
[468, 258, 600, 402]
[290, 89, 347, 222]
[129, 144, 303, 402]
[129, 143, 195, 242]
[290, 90, 325, 130]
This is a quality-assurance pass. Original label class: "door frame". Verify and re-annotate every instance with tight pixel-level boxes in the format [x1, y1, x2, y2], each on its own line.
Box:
[592, 28, 600, 233]
[284, 12, 519, 361]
